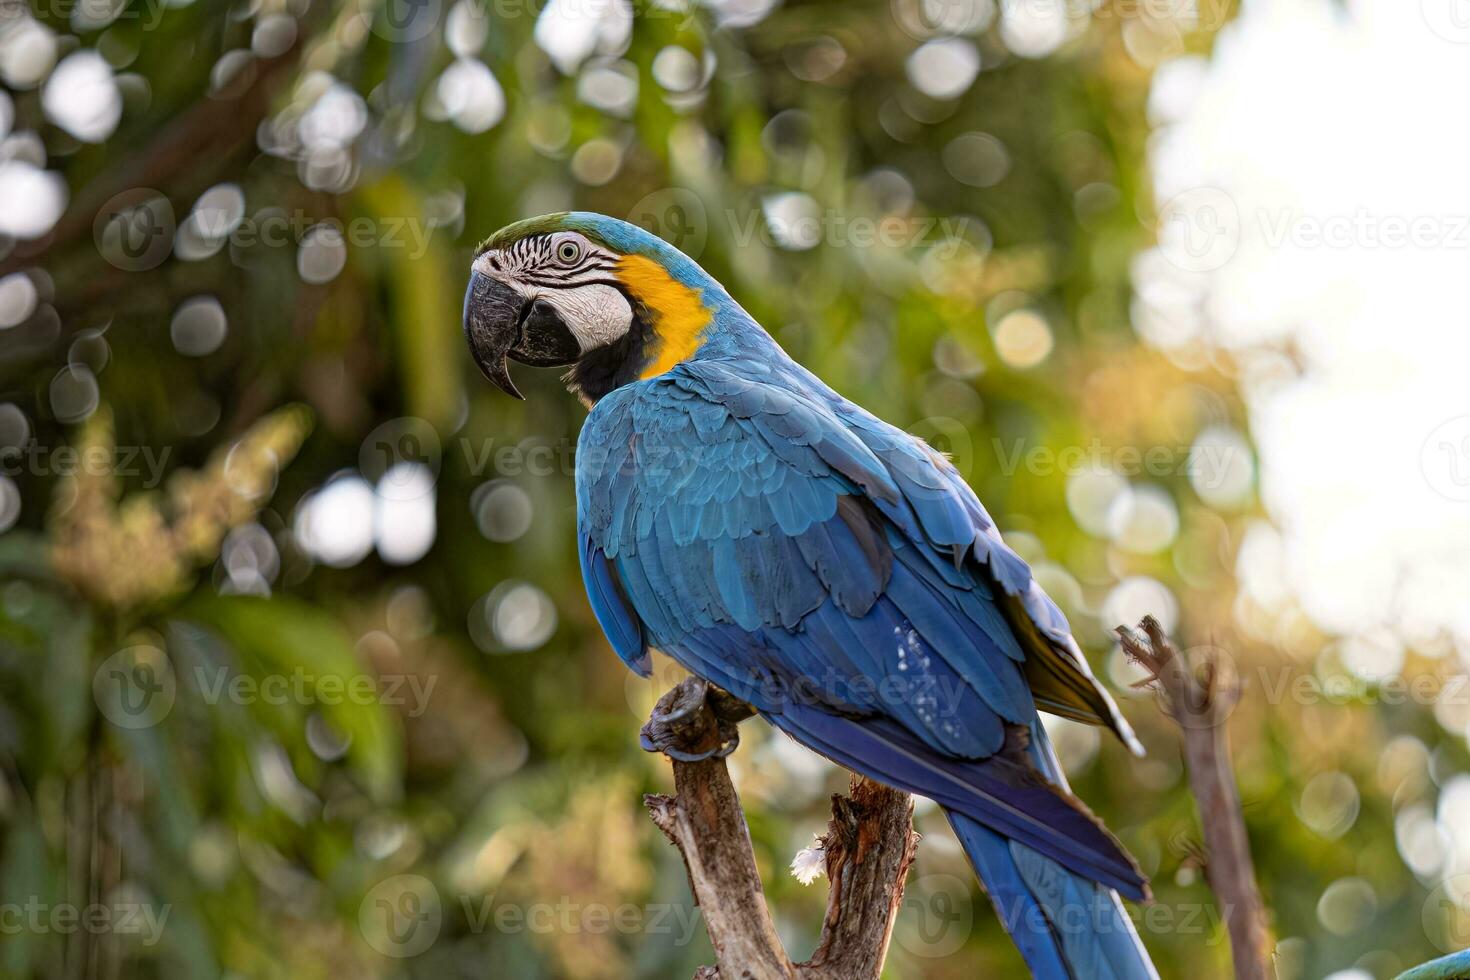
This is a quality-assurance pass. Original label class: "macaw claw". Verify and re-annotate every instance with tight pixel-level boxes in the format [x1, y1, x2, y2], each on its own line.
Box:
[640, 676, 755, 762]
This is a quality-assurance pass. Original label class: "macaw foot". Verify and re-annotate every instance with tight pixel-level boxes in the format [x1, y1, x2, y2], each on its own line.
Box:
[639, 676, 755, 762]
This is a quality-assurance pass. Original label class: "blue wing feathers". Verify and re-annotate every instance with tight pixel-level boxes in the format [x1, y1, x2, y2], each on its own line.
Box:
[893, 540, 1028, 662]
[884, 563, 1033, 723]
[793, 516, 884, 616]
[577, 534, 648, 675]
[975, 529, 1038, 596]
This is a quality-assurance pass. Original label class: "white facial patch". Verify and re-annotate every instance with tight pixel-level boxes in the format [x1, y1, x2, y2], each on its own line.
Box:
[534, 283, 632, 351]
[473, 233, 634, 353]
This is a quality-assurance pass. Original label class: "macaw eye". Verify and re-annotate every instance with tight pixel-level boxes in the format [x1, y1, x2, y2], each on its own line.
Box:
[556, 241, 581, 265]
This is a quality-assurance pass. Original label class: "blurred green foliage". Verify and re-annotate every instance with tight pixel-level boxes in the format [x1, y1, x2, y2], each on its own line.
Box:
[0, 0, 1466, 977]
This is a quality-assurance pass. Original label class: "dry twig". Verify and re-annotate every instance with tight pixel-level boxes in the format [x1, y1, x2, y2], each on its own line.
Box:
[1117, 616, 1271, 980]
[640, 677, 918, 979]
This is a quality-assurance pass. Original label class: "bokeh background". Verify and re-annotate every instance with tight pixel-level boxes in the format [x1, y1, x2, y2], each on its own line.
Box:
[1, 0, 1468, 976]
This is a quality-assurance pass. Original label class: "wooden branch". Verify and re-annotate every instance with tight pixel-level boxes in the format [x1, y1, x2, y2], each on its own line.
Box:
[642, 680, 791, 980]
[802, 776, 918, 979]
[641, 678, 917, 980]
[1117, 616, 1271, 980]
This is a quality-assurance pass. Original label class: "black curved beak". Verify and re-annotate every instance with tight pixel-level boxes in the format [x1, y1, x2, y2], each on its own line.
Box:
[463, 270, 582, 399]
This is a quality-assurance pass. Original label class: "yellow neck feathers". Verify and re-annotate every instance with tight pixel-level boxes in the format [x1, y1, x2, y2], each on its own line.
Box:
[616, 254, 712, 379]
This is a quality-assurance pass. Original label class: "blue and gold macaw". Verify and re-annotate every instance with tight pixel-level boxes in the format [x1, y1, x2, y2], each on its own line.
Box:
[464, 212, 1157, 979]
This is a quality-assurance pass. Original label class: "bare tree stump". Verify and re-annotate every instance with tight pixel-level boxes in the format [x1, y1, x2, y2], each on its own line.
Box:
[1118, 616, 1271, 980]
[640, 677, 918, 980]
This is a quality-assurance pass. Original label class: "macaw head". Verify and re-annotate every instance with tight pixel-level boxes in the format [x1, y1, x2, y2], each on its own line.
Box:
[464, 211, 721, 402]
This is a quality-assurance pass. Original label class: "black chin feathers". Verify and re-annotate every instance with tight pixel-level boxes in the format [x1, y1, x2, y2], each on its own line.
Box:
[565, 295, 657, 402]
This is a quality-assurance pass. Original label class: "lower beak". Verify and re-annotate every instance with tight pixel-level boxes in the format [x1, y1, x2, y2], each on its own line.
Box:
[463, 270, 583, 400]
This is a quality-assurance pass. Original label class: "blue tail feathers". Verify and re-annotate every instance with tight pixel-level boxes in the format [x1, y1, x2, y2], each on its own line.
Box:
[944, 720, 1158, 979]
[949, 811, 1158, 980]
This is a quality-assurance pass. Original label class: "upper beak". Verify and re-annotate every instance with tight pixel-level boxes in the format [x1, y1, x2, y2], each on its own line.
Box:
[463, 269, 585, 400]
[463, 269, 530, 399]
